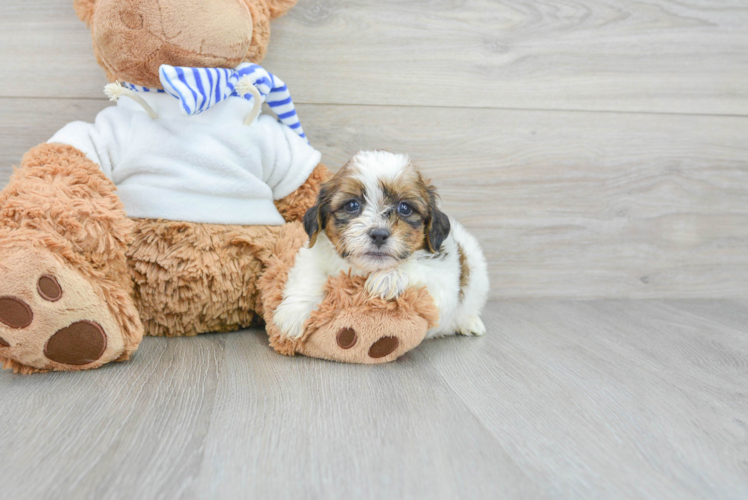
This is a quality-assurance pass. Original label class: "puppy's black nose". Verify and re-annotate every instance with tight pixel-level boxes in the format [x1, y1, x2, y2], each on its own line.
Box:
[369, 228, 391, 247]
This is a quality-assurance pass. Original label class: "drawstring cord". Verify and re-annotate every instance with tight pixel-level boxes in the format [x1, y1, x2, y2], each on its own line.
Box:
[104, 82, 159, 119]
[104, 80, 263, 126]
[235, 76, 263, 126]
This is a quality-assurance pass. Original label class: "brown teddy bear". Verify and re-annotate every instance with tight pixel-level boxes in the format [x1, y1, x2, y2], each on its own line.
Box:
[0, 0, 435, 373]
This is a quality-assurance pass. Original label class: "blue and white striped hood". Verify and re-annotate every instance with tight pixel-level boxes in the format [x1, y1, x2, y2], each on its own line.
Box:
[121, 63, 307, 141]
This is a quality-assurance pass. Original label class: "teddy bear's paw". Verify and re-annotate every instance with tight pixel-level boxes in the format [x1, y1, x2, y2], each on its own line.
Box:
[0, 244, 132, 373]
[298, 308, 430, 364]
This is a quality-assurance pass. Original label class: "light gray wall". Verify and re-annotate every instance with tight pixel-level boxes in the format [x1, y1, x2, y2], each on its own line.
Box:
[1, 0, 746, 299]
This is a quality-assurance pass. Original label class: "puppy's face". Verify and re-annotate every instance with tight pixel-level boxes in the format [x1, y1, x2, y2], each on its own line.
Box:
[304, 151, 451, 272]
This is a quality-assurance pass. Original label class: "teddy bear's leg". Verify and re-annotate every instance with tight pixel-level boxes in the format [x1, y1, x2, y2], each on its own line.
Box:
[0, 144, 143, 373]
[128, 220, 286, 337]
[272, 274, 439, 364]
[257, 222, 440, 364]
[274, 163, 331, 222]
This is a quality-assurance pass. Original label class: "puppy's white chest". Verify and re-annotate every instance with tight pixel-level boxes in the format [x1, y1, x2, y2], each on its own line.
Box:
[402, 237, 461, 311]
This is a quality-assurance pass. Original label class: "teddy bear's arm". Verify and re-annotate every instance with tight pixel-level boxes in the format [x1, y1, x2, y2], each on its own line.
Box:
[274, 163, 331, 222]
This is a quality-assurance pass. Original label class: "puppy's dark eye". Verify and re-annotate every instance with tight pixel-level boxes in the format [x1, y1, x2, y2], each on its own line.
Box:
[397, 202, 413, 216]
[344, 200, 360, 213]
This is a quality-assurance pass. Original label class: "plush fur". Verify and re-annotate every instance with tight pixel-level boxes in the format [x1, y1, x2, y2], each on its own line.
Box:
[0, 0, 439, 372]
[75, 0, 295, 88]
[128, 220, 281, 337]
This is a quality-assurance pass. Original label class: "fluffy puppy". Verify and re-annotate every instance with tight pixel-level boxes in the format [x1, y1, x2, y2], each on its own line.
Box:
[273, 150, 489, 341]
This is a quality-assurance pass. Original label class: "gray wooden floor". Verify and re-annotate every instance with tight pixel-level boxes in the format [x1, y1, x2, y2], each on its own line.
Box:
[0, 300, 746, 500]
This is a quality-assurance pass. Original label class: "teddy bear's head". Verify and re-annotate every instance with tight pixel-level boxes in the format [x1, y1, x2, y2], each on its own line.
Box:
[73, 0, 297, 88]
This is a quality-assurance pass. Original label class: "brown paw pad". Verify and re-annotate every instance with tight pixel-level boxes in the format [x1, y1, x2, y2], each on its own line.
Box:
[336, 328, 358, 349]
[369, 336, 400, 359]
[37, 275, 62, 302]
[0, 296, 33, 329]
[44, 321, 107, 366]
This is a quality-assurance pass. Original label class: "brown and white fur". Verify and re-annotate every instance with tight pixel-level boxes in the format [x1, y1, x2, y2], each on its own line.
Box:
[273, 151, 489, 341]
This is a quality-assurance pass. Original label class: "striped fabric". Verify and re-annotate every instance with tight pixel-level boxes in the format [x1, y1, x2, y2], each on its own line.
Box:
[124, 63, 306, 140]
[121, 83, 166, 93]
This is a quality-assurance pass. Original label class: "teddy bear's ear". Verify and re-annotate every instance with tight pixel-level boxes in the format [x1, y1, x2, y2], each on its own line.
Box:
[264, 0, 298, 19]
[72, 0, 96, 26]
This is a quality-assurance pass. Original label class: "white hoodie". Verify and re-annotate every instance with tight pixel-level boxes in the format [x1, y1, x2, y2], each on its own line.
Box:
[49, 91, 321, 225]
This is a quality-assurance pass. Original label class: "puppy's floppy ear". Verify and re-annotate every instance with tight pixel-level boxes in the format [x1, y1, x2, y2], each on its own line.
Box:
[303, 180, 333, 247]
[424, 187, 451, 253]
[73, 0, 96, 26]
[303, 205, 321, 247]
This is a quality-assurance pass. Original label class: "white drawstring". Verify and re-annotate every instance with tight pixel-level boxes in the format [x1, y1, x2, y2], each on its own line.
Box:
[104, 82, 159, 119]
[105, 80, 263, 126]
[235, 76, 263, 126]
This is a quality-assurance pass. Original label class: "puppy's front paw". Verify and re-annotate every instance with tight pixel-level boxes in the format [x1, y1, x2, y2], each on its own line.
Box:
[365, 268, 409, 300]
[458, 316, 486, 336]
[273, 299, 317, 340]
